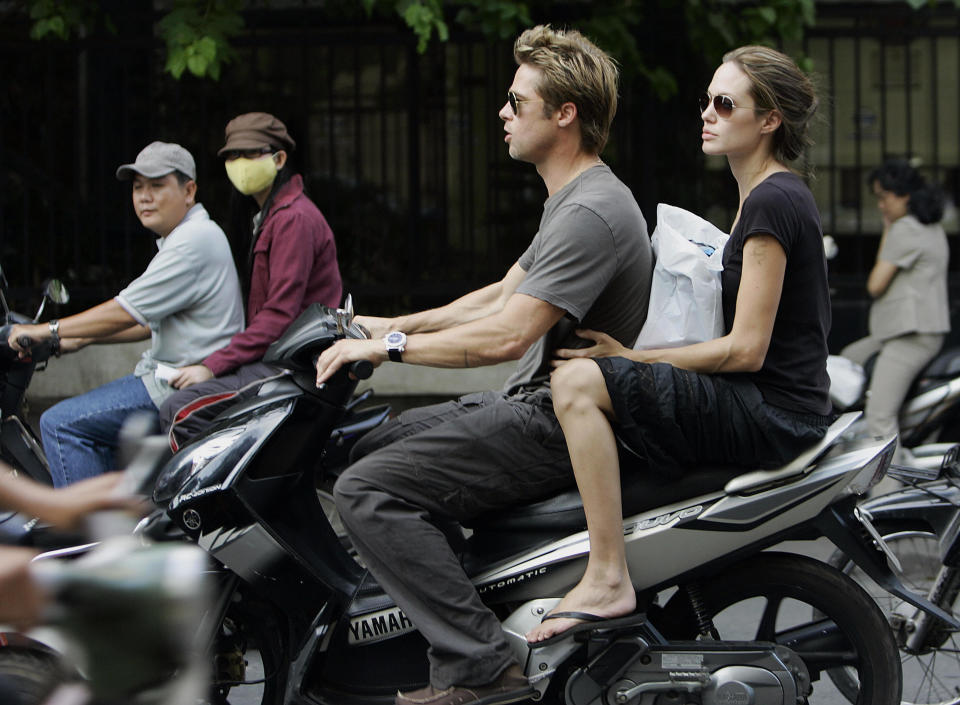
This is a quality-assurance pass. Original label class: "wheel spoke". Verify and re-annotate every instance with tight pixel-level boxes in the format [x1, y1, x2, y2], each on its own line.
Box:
[756, 594, 783, 640]
[830, 528, 960, 705]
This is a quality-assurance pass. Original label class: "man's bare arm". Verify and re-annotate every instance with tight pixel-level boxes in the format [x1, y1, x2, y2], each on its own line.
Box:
[8, 299, 141, 353]
[358, 263, 527, 339]
[316, 292, 565, 385]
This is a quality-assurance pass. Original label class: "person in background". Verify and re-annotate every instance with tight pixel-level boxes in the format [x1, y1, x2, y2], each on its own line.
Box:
[841, 159, 949, 459]
[8, 142, 244, 486]
[526, 45, 832, 644]
[159, 112, 342, 449]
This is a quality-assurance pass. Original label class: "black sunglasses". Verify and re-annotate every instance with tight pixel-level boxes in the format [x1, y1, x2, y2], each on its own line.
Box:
[222, 147, 274, 161]
[507, 90, 544, 116]
[698, 93, 757, 119]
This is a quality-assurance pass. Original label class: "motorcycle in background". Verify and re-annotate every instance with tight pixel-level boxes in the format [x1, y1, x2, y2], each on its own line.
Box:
[0, 263, 70, 485]
[826, 449, 960, 705]
[828, 349, 960, 470]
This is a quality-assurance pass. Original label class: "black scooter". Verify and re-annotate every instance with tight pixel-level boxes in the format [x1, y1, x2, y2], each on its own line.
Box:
[0, 263, 70, 486]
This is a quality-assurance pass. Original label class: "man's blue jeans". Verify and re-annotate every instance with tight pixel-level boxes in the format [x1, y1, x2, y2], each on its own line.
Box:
[40, 374, 158, 487]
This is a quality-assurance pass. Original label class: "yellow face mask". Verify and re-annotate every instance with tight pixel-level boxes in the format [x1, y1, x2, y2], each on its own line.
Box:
[224, 155, 278, 196]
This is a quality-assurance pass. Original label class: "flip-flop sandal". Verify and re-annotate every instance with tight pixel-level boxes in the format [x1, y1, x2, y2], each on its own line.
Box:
[526, 611, 645, 649]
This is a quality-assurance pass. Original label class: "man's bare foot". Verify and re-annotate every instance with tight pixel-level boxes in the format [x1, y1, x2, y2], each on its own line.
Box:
[526, 573, 636, 643]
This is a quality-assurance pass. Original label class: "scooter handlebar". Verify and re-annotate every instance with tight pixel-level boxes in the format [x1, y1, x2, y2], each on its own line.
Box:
[350, 360, 374, 380]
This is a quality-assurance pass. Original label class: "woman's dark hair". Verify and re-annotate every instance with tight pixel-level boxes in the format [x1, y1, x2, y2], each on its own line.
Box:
[869, 158, 945, 224]
[225, 152, 296, 302]
[723, 46, 819, 169]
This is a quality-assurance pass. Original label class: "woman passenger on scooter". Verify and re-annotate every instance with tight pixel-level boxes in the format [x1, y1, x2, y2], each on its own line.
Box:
[527, 46, 833, 643]
[840, 160, 949, 460]
[158, 113, 343, 449]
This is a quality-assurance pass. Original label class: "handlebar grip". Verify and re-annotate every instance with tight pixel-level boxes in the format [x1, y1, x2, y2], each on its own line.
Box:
[350, 360, 374, 380]
[17, 335, 34, 349]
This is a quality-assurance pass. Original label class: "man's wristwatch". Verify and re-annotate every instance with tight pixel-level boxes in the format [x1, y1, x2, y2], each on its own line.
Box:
[383, 331, 407, 363]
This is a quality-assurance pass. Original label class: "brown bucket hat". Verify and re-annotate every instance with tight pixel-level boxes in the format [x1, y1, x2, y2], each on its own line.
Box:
[217, 112, 296, 156]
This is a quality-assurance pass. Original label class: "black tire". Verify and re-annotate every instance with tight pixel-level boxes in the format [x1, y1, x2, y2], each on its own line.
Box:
[208, 594, 288, 705]
[0, 647, 72, 705]
[827, 525, 960, 705]
[655, 552, 902, 705]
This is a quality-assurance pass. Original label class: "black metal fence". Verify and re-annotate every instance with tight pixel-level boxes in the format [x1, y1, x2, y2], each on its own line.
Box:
[2, 3, 959, 349]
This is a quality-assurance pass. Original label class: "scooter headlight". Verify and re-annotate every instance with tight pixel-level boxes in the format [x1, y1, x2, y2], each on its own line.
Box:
[152, 402, 291, 507]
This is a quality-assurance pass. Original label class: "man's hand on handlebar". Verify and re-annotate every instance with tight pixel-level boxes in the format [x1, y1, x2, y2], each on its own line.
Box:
[7, 323, 48, 357]
[315, 339, 386, 387]
[170, 364, 214, 390]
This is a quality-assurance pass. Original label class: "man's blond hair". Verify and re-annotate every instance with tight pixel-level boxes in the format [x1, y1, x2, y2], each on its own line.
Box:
[513, 25, 619, 154]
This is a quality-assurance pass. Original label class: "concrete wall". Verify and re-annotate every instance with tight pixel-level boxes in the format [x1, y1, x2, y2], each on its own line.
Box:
[25, 342, 518, 401]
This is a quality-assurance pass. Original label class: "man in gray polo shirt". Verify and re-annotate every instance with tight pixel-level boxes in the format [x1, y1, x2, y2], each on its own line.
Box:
[9, 141, 243, 487]
[314, 26, 653, 705]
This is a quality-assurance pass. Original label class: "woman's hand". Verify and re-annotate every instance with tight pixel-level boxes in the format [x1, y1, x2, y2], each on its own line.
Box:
[170, 364, 214, 390]
[552, 329, 630, 367]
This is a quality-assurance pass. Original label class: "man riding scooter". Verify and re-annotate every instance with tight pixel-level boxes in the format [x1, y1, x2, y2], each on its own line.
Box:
[8, 142, 244, 487]
[315, 25, 653, 705]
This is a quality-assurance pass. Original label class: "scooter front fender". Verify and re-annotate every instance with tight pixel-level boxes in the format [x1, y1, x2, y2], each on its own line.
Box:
[814, 498, 960, 628]
[857, 480, 960, 538]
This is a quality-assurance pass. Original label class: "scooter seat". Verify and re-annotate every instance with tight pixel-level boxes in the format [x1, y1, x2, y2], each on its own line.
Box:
[464, 450, 743, 535]
[462, 454, 742, 568]
[466, 412, 863, 536]
[918, 346, 960, 379]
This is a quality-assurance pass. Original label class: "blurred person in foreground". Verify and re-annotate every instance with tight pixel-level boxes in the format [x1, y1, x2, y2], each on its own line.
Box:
[0, 469, 140, 631]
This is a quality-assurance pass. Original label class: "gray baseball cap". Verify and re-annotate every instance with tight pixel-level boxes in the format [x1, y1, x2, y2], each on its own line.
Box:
[116, 141, 197, 181]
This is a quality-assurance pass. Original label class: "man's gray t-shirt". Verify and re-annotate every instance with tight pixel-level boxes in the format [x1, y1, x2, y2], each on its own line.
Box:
[115, 204, 244, 405]
[506, 164, 653, 392]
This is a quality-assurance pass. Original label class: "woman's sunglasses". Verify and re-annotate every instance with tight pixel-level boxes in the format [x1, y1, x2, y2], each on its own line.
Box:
[507, 90, 544, 116]
[698, 93, 757, 119]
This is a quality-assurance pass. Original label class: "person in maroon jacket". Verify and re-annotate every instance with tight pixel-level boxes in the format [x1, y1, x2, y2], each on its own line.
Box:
[159, 112, 342, 449]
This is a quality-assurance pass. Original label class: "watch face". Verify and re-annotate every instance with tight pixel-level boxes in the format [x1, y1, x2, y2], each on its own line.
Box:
[386, 332, 404, 346]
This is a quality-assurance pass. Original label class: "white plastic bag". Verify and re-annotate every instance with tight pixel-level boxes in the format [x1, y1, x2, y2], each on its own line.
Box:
[826, 354, 866, 410]
[634, 204, 729, 349]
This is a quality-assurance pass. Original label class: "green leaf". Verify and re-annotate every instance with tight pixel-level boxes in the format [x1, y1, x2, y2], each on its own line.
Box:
[197, 36, 217, 62]
[48, 14, 66, 38]
[29, 18, 50, 39]
[187, 53, 207, 77]
[166, 49, 188, 79]
[757, 6, 777, 24]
